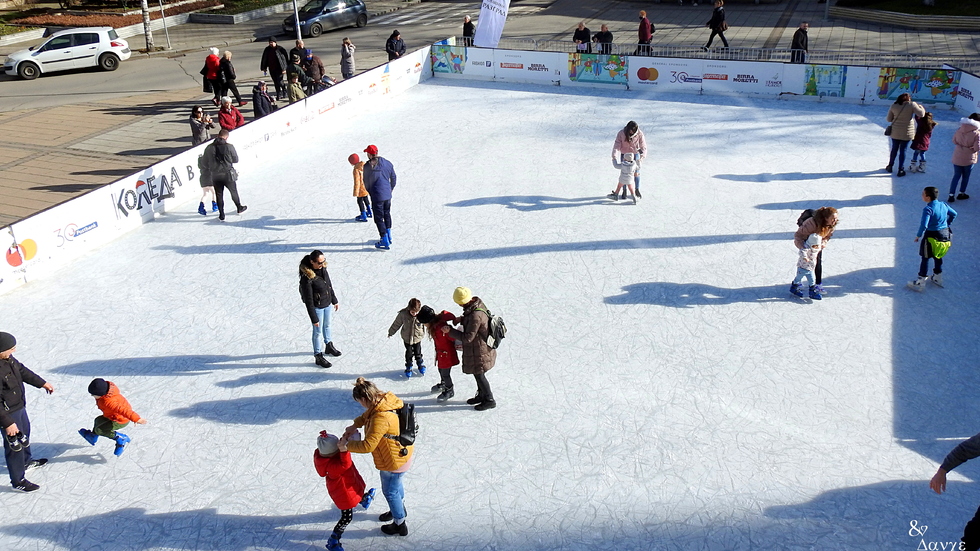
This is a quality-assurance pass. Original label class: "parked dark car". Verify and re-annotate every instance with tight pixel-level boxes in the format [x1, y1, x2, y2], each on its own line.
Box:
[283, 0, 368, 38]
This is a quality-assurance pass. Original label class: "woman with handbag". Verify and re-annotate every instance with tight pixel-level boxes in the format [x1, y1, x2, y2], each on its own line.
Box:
[886, 93, 925, 177]
[219, 51, 248, 108]
[702, 0, 729, 50]
[202, 47, 223, 106]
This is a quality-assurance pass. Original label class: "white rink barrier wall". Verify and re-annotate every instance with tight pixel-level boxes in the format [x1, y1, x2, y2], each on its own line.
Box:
[429, 45, 966, 108]
[0, 46, 433, 296]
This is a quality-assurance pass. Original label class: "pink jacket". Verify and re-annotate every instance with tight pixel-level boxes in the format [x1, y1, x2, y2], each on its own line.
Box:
[951, 118, 980, 167]
[612, 129, 647, 161]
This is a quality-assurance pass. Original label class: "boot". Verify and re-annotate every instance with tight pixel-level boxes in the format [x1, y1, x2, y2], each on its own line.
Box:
[930, 272, 944, 287]
[78, 428, 99, 445]
[918, 161, 927, 173]
[808, 285, 822, 301]
[789, 282, 804, 298]
[375, 233, 390, 250]
[897, 167, 906, 177]
[957, 192, 970, 200]
[113, 433, 130, 456]
[366, 204, 373, 218]
[386, 228, 392, 244]
[908, 161, 919, 173]
[212, 201, 218, 212]
[466, 395, 485, 405]
[437, 386, 454, 402]
[314, 353, 332, 368]
[198, 202, 207, 216]
[474, 400, 497, 411]
[355, 212, 368, 222]
[325, 341, 342, 357]
[907, 276, 927, 292]
[381, 521, 409, 536]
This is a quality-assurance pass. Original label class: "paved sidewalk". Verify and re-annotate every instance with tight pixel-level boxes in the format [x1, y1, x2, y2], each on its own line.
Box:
[2, 0, 980, 227]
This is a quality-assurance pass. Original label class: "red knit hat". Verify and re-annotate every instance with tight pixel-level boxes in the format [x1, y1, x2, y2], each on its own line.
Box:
[348, 153, 360, 165]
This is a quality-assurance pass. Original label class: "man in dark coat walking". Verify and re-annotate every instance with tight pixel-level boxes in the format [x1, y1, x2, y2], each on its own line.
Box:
[790, 22, 809, 64]
[0, 332, 54, 492]
[362, 144, 397, 249]
[386, 30, 406, 61]
[442, 287, 497, 411]
[260, 37, 289, 100]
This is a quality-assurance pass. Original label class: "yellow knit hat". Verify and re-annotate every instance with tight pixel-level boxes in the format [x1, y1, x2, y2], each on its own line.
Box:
[453, 286, 473, 305]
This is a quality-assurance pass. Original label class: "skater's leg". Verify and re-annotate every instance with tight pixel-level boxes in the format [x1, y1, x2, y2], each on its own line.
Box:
[225, 180, 243, 210]
[313, 307, 328, 354]
[814, 250, 823, 285]
[379, 470, 406, 521]
[474, 372, 494, 403]
[93, 416, 128, 439]
[403, 342, 413, 368]
[439, 366, 454, 389]
[332, 508, 354, 538]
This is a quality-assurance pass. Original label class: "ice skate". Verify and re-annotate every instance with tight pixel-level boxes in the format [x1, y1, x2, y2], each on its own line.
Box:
[79, 428, 99, 445]
[437, 387, 454, 402]
[360, 488, 376, 509]
[907, 276, 926, 292]
[211, 201, 218, 212]
[326, 534, 344, 551]
[404, 367, 413, 378]
[930, 273, 944, 287]
[375, 234, 390, 250]
[417, 363, 426, 375]
[789, 282, 805, 298]
[430, 382, 445, 394]
[198, 202, 207, 216]
[113, 433, 130, 457]
[808, 285, 822, 300]
[607, 191, 619, 200]
[908, 161, 919, 173]
[918, 161, 927, 173]
[355, 212, 368, 222]
[631, 193, 637, 205]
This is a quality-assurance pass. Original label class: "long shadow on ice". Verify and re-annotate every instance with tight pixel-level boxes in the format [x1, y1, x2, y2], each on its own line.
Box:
[404, 228, 894, 264]
[756, 194, 896, 211]
[51, 353, 309, 377]
[153, 240, 368, 255]
[1, 507, 331, 551]
[445, 195, 610, 211]
[170, 387, 362, 425]
[606, 267, 899, 307]
[715, 170, 883, 182]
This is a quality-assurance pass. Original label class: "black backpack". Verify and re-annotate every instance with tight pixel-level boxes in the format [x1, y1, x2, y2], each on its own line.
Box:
[385, 403, 418, 455]
[797, 209, 815, 227]
[477, 307, 507, 350]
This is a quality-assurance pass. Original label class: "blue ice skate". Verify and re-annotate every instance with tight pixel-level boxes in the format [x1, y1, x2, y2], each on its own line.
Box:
[789, 283, 805, 298]
[365, 204, 372, 218]
[326, 533, 344, 551]
[197, 202, 207, 216]
[417, 363, 426, 376]
[211, 201, 218, 212]
[360, 488, 376, 509]
[808, 285, 823, 301]
[386, 228, 391, 244]
[375, 234, 390, 250]
[78, 428, 99, 445]
[113, 433, 131, 457]
[403, 367, 413, 378]
[355, 212, 368, 222]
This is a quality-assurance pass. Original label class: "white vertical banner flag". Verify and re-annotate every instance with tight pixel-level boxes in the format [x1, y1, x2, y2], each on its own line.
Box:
[473, 0, 511, 49]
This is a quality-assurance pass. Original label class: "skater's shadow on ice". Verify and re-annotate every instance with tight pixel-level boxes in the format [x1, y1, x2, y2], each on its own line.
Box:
[215, 371, 338, 388]
[51, 353, 310, 377]
[2, 507, 332, 551]
[154, 240, 366, 255]
[756, 194, 896, 211]
[606, 268, 899, 307]
[169, 387, 363, 425]
[715, 170, 883, 182]
[0, 443, 108, 475]
[446, 195, 609, 211]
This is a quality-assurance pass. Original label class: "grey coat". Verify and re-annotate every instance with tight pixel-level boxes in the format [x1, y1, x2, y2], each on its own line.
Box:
[388, 308, 424, 345]
[341, 43, 356, 76]
[199, 138, 239, 186]
[189, 115, 214, 146]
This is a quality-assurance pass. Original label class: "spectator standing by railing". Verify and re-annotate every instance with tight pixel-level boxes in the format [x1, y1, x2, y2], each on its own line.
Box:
[302, 49, 326, 95]
[573, 21, 591, 53]
[289, 39, 306, 65]
[462, 16, 475, 46]
[252, 81, 276, 119]
[217, 97, 245, 131]
[790, 22, 808, 64]
[593, 24, 613, 55]
[386, 30, 406, 61]
[635, 11, 653, 56]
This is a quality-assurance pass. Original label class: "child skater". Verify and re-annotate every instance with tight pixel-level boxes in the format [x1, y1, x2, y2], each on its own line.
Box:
[388, 298, 426, 378]
[909, 186, 956, 292]
[417, 305, 460, 403]
[790, 234, 823, 301]
[314, 430, 376, 551]
[910, 112, 937, 173]
[607, 152, 639, 204]
[349, 153, 372, 222]
[78, 378, 146, 457]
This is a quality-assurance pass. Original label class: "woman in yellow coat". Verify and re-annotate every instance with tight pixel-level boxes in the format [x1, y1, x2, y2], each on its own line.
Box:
[341, 377, 413, 536]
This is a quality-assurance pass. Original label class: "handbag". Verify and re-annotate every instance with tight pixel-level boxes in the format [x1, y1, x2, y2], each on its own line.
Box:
[884, 125, 893, 136]
[720, 21, 729, 32]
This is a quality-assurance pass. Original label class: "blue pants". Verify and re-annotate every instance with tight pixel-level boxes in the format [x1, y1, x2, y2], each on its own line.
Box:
[312, 306, 333, 354]
[3, 408, 32, 486]
[372, 199, 392, 237]
[950, 164, 974, 196]
[793, 266, 815, 287]
[380, 470, 406, 521]
[911, 150, 926, 163]
[888, 139, 909, 169]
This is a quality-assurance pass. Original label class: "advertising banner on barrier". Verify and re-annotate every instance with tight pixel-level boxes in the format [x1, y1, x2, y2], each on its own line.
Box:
[493, 50, 563, 84]
[866, 67, 960, 105]
[953, 71, 980, 114]
[473, 0, 510, 49]
[699, 60, 783, 96]
[627, 57, 703, 92]
[431, 45, 495, 80]
[0, 226, 26, 295]
[564, 53, 627, 87]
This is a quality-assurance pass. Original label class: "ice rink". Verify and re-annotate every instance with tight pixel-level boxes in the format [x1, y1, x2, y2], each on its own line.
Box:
[2, 78, 980, 550]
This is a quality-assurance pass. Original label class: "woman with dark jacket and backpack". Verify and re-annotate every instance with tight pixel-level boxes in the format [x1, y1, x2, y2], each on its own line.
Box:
[340, 377, 413, 537]
[703, 0, 729, 50]
[442, 287, 497, 411]
[299, 250, 341, 368]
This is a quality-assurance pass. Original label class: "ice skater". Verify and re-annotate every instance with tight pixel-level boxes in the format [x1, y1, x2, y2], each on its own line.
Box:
[362, 145, 397, 250]
[789, 234, 823, 301]
[314, 430, 376, 551]
[909, 112, 937, 173]
[79, 378, 146, 457]
[349, 153, 371, 222]
[793, 207, 838, 299]
[388, 298, 426, 378]
[908, 186, 955, 292]
[948, 114, 980, 202]
[416, 305, 459, 403]
[611, 121, 647, 198]
[607, 152, 639, 204]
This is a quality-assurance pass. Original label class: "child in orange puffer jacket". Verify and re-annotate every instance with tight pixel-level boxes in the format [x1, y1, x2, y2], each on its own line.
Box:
[78, 378, 146, 457]
[350, 153, 372, 222]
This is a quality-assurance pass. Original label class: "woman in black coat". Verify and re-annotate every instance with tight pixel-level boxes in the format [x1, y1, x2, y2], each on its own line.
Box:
[299, 250, 341, 368]
[251, 81, 276, 119]
[703, 0, 729, 50]
[219, 51, 247, 107]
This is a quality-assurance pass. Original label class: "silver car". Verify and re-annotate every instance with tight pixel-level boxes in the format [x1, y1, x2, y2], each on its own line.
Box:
[4, 26, 132, 80]
[283, 0, 368, 38]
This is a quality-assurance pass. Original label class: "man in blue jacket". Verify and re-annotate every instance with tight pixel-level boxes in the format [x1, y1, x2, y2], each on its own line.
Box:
[362, 144, 397, 250]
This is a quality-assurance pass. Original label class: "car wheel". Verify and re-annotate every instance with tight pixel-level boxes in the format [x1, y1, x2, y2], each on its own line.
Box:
[309, 23, 322, 37]
[18, 61, 39, 80]
[99, 53, 120, 71]
[355, 13, 367, 27]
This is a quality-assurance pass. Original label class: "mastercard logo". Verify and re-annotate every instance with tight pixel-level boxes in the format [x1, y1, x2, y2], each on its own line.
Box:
[6, 239, 37, 267]
[636, 67, 659, 82]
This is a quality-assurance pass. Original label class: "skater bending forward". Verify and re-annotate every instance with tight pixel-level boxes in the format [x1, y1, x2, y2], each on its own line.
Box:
[608, 153, 639, 204]
[314, 430, 376, 551]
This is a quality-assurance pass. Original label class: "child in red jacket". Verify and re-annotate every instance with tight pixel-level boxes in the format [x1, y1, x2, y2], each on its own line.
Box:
[314, 430, 376, 551]
[417, 305, 460, 403]
[78, 378, 146, 457]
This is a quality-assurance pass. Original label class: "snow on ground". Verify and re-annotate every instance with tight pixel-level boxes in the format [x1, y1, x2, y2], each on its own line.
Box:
[2, 79, 980, 551]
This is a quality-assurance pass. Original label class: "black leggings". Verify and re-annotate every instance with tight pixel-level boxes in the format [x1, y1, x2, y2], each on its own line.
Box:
[474, 372, 494, 402]
[705, 29, 728, 48]
[212, 177, 242, 215]
[332, 508, 353, 538]
[357, 196, 370, 212]
[404, 342, 423, 368]
[222, 80, 242, 103]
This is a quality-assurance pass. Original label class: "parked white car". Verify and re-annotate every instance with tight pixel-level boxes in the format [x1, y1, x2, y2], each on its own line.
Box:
[4, 27, 132, 80]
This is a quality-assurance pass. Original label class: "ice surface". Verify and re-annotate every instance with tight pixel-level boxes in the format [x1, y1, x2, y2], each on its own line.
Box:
[2, 79, 980, 550]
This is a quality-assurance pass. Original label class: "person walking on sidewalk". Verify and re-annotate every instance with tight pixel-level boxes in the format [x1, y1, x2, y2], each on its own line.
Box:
[261, 37, 289, 101]
[790, 22, 808, 64]
[362, 144, 397, 250]
[386, 30, 406, 61]
[0, 332, 54, 493]
[199, 128, 246, 221]
[702, 0, 729, 50]
[442, 287, 497, 411]
[341, 37, 356, 80]
[219, 51, 248, 108]
[203, 47, 223, 106]
[635, 11, 654, 56]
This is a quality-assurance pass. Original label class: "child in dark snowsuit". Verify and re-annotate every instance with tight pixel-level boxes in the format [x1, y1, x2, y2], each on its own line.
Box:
[388, 298, 426, 378]
[79, 378, 146, 457]
[417, 305, 460, 403]
[314, 430, 376, 551]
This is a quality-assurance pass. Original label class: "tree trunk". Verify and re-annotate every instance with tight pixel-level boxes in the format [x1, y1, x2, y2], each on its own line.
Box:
[141, 0, 154, 49]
